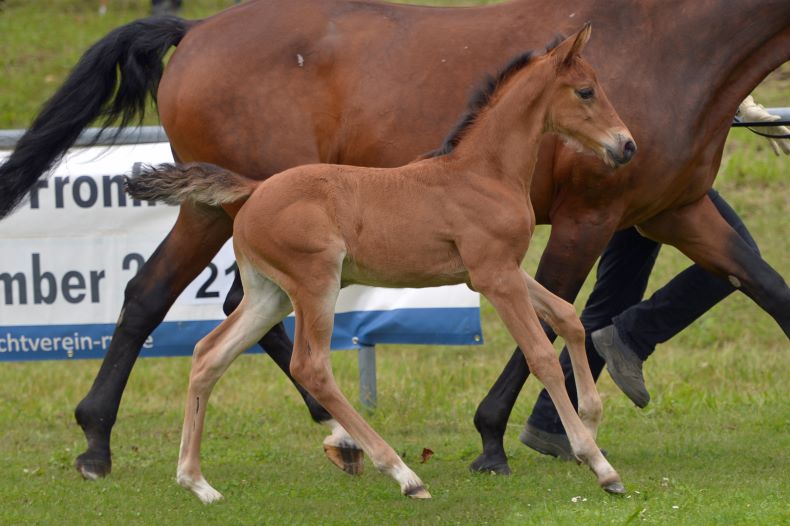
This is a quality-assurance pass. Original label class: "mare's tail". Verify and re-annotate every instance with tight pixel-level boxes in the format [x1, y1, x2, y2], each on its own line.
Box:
[0, 16, 192, 219]
[125, 162, 257, 206]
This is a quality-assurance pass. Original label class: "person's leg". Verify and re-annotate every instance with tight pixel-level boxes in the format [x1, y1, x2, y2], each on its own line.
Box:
[523, 227, 660, 444]
[592, 190, 761, 406]
[523, 190, 764, 457]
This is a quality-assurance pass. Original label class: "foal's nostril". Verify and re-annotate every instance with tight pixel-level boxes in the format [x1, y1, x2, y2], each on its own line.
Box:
[622, 140, 636, 163]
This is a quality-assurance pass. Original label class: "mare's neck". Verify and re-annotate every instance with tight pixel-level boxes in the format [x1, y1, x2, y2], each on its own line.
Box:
[687, 0, 790, 140]
[449, 67, 551, 192]
[587, 0, 790, 144]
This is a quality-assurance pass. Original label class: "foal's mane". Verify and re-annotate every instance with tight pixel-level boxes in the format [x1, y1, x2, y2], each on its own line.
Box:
[425, 35, 564, 158]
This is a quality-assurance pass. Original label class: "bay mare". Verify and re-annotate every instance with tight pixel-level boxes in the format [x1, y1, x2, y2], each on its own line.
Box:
[0, 0, 787, 479]
[127, 26, 635, 501]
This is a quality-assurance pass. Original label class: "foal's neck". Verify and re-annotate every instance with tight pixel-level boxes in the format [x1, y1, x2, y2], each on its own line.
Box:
[449, 64, 551, 191]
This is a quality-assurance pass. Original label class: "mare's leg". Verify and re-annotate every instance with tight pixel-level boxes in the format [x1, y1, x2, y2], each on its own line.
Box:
[528, 190, 779, 444]
[638, 193, 789, 336]
[288, 279, 429, 498]
[471, 265, 622, 493]
[75, 202, 232, 480]
[178, 269, 292, 503]
[470, 218, 615, 473]
[523, 274, 602, 439]
[603, 189, 760, 404]
[223, 271, 363, 473]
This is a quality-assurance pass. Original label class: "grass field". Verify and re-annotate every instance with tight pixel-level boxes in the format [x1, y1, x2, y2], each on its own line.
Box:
[0, 1, 788, 525]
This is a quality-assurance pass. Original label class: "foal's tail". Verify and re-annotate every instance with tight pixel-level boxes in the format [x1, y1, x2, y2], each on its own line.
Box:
[0, 16, 193, 219]
[126, 163, 257, 206]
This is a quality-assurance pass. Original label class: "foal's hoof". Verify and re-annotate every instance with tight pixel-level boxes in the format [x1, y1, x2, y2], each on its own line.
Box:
[75, 450, 111, 480]
[601, 480, 626, 495]
[177, 472, 224, 504]
[404, 485, 432, 499]
[323, 444, 364, 475]
[469, 453, 512, 475]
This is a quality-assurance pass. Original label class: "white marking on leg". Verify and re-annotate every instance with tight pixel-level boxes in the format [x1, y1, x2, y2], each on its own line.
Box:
[80, 468, 99, 481]
[387, 460, 428, 497]
[321, 418, 359, 450]
[728, 275, 741, 288]
[176, 467, 224, 504]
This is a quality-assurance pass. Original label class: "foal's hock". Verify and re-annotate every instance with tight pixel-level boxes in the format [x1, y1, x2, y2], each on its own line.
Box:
[128, 24, 635, 502]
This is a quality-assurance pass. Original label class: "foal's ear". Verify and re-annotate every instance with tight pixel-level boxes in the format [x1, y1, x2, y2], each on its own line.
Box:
[553, 22, 592, 69]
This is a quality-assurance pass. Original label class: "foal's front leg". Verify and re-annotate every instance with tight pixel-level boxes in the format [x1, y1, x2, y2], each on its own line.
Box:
[471, 265, 623, 494]
[524, 273, 602, 439]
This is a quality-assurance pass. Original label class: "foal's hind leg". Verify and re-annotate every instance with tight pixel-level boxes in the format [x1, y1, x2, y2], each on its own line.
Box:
[177, 268, 292, 503]
[472, 265, 623, 494]
[288, 281, 429, 498]
[223, 270, 363, 474]
[524, 274, 602, 439]
[75, 202, 232, 480]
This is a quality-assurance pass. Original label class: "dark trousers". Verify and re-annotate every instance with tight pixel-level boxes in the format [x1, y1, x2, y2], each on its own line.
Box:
[527, 189, 759, 434]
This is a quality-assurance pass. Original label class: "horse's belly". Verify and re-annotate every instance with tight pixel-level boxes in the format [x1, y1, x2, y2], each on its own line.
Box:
[341, 253, 468, 289]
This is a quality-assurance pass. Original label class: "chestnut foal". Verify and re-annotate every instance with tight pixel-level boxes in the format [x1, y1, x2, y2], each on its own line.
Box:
[127, 25, 635, 502]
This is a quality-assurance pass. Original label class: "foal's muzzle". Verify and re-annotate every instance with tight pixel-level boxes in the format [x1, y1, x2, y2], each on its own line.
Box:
[606, 133, 637, 167]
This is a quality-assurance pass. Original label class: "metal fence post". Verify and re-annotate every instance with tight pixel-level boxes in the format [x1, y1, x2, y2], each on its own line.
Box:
[358, 344, 377, 411]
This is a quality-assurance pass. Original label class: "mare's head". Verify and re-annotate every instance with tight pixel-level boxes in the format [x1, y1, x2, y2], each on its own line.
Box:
[542, 23, 636, 168]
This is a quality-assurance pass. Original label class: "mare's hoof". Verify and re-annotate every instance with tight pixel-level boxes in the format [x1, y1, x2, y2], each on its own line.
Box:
[323, 444, 364, 475]
[602, 480, 626, 495]
[404, 485, 432, 499]
[75, 450, 111, 480]
[469, 453, 511, 475]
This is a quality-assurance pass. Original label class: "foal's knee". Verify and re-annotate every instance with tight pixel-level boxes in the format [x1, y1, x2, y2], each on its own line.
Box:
[553, 300, 585, 344]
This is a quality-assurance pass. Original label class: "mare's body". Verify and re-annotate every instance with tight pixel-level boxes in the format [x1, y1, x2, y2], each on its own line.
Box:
[0, 0, 787, 478]
[127, 28, 633, 501]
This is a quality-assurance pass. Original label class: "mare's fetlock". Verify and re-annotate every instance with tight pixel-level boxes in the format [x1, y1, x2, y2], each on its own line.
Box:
[74, 400, 114, 479]
[469, 450, 512, 475]
[75, 448, 112, 480]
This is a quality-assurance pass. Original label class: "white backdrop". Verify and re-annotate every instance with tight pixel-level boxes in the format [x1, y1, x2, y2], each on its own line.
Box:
[0, 143, 482, 361]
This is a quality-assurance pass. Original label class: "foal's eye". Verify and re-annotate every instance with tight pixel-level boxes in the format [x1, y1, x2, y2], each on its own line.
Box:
[576, 87, 594, 100]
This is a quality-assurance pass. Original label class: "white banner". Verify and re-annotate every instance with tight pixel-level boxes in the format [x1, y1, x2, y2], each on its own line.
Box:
[0, 142, 481, 360]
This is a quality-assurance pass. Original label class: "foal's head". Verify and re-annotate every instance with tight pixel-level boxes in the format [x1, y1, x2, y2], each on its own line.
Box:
[542, 23, 636, 168]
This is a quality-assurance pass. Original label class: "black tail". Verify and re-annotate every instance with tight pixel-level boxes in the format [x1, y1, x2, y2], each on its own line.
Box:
[0, 16, 191, 219]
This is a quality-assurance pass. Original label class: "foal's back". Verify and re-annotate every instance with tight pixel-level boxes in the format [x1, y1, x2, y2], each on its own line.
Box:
[234, 159, 485, 289]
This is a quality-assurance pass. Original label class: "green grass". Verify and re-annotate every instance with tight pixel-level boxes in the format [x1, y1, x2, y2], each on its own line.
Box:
[0, 1, 788, 525]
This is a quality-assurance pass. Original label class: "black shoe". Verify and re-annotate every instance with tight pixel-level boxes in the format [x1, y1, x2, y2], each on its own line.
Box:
[519, 423, 575, 461]
[592, 325, 650, 408]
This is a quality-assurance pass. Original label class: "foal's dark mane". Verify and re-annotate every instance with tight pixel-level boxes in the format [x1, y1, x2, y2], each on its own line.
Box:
[425, 36, 564, 158]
